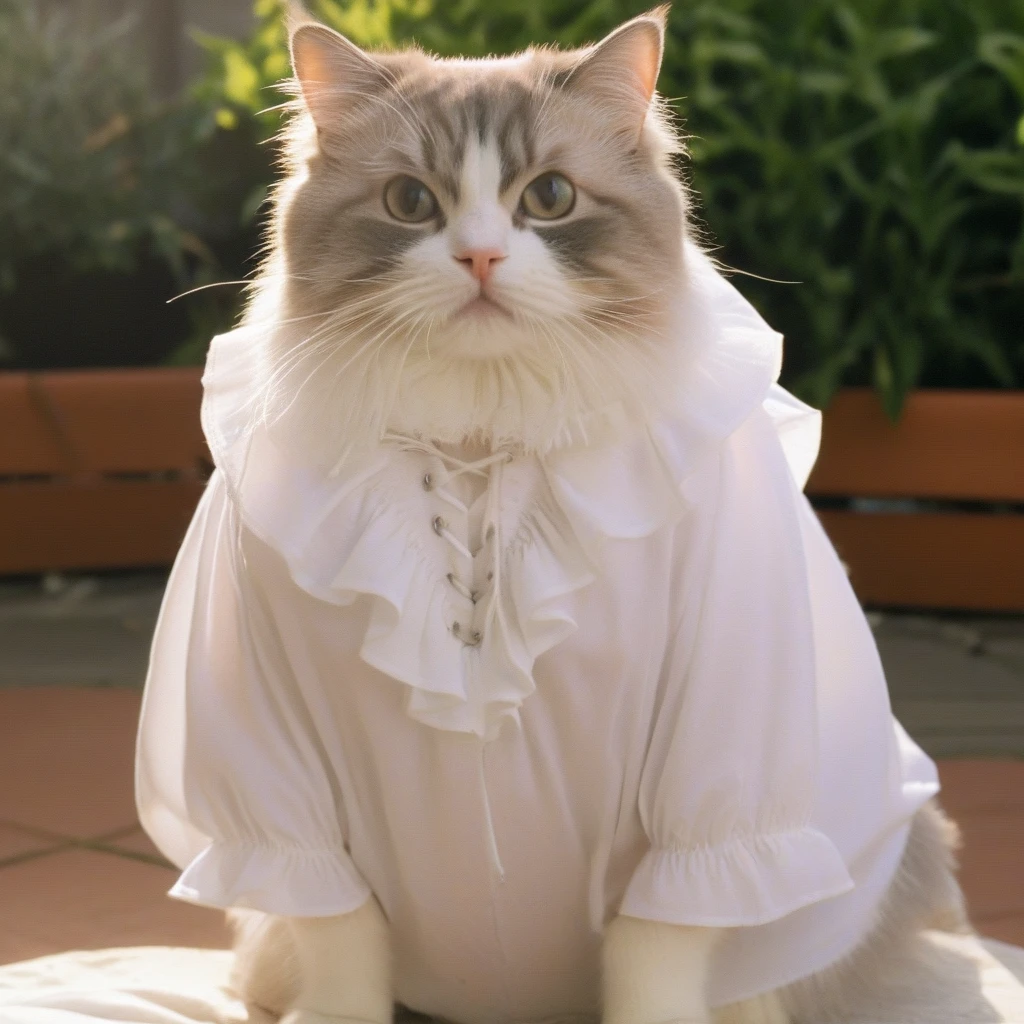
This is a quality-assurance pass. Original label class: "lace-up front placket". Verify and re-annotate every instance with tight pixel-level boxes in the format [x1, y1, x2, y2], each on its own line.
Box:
[385, 433, 514, 879]
[387, 434, 512, 652]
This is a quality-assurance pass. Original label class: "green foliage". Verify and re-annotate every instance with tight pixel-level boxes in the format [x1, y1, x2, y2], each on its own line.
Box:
[667, 1, 1024, 417]
[194, 0, 1024, 415]
[0, 0, 214, 291]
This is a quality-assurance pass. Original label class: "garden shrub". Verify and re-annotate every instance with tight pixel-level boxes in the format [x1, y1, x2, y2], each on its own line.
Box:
[0, 2, 212, 284]
[0, 0, 222, 366]
[196, 0, 1024, 415]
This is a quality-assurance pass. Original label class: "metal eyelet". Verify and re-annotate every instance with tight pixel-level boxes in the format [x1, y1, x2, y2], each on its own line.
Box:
[452, 621, 483, 646]
[446, 573, 479, 604]
[432, 515, 446, 535]
[422, 472, 433, 491]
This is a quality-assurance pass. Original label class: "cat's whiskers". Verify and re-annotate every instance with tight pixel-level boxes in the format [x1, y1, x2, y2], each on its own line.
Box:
[266, 297, 388, 328]
[522, 314, 577, 396]
[272, 283, 428, 355]
[321, 313, 437, 446]
[268, 322, 397, 432]
[554, 315, 647, 404]
[374, 314, 432, 422]
[533, 320, 573, 387]
[259, 337, 353, 427]
[513, 311, 603, 413]
[581, 307, 657, 333]
[255, 299, 406, 412]
[534, 324, 586, 423]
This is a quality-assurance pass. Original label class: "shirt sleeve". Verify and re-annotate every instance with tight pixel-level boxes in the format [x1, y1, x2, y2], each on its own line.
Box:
[620, 409, 854, 928]
[135, 471, 371, 916]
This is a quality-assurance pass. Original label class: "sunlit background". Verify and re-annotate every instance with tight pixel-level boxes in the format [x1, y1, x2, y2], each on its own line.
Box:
[3, 0, 1022, 403]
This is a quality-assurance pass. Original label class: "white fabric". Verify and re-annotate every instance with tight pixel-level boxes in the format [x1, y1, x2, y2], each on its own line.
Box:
[3, 934, 1024, 1023]
[137, 248, 938, 1022]
[0, 947, 247, 1024]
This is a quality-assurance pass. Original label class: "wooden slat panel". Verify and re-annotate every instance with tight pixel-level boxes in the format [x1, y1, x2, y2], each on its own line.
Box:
[0, 374, 69, 475]
[0, 478, 205, 574]
[41, 368, 206, 474]
[818, 510, 1024, 611]
[809, 390, 1024, 501]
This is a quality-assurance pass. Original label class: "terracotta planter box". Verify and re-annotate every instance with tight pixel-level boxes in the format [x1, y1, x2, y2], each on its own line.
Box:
[1, 368, 207, 575]
[807, 389, 1024, 612]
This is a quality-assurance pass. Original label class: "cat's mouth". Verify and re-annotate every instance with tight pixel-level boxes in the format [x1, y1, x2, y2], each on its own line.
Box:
[456, 294, 514, 321]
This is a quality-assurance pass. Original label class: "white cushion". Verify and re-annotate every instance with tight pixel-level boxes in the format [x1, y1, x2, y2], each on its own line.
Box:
[0, 931, 1022, 1023]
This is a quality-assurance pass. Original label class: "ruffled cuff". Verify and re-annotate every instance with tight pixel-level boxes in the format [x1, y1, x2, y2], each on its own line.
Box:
[620, 826, 854, 928]
[169, 839, 372, 916]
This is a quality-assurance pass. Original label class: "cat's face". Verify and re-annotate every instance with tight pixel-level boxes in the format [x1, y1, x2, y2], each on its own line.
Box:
[256, 9, 688, 454]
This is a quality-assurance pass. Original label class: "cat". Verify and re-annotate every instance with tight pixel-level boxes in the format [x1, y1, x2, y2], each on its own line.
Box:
[208, 7, 970, 1024]
[245, 5, 689, 472]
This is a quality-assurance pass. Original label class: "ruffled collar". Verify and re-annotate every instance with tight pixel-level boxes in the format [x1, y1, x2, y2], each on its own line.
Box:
[200, 246, 819, 740]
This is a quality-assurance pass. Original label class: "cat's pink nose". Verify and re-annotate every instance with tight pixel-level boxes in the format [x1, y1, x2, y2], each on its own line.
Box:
[454, 247, 506, 285]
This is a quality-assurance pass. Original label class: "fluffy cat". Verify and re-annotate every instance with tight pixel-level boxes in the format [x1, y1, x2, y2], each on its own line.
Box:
[220, 7, 968, 1024]
[245, 5, 689, 471]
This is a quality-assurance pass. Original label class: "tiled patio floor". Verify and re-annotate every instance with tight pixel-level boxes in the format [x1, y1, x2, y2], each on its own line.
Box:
[0, 687, 230, 965]
[0, 685, 1022, 967]
[4, 572, 1024, 757]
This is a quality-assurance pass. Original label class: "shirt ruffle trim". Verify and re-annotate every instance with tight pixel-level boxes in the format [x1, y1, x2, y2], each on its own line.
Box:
[170, 838, 371, 916]
[333, 486, 598, 739]
[199, 248, 820, 738]
[619, 826, 854, 928]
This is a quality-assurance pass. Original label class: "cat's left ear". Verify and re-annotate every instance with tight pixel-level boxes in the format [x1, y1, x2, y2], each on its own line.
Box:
[565, 7, 668, 136]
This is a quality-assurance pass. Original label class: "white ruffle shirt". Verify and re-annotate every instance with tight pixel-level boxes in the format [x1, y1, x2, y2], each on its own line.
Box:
[137, 249, 938, 1021]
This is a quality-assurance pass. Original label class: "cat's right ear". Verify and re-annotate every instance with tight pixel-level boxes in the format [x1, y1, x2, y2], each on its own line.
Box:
[561, 8, 667, 139]
[289, 12, 391, 134]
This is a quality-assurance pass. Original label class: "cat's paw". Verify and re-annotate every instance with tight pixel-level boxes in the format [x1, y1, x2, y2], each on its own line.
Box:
[604, 1017, 711, 1024]
[280, 1012, 379, 1024]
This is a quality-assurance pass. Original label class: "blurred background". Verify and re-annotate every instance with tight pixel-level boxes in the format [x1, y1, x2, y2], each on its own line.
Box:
[0, 0, 1022, 975]
[2, 0, 1022, 398]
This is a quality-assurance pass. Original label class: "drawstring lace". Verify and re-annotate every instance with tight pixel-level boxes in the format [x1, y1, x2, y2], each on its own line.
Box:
[383, 432, 510, 881]
[479, 745, 505, 881]
[383, 432, 512, 648]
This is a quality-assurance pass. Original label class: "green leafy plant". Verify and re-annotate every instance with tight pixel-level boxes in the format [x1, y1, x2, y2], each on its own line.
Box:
[0, 0, 215, 290]
[669, 0, 1024, 417]
[193, 0, 1024, 416]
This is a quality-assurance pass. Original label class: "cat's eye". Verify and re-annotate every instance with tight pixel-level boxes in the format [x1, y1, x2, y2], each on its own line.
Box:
[384, 176, 438, 223]
[520, 172, 576, 220]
